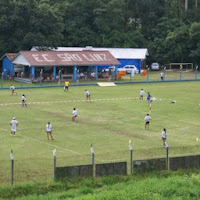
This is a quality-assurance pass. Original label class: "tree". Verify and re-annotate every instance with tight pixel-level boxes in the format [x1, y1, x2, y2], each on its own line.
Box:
[189, 22, 200, 64]
[165, 25, 191, 63]
[0, 0, 63, 55]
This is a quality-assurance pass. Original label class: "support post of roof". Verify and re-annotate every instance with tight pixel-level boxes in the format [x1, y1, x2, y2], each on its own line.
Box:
[115, 66, 118, 81]
[95, 66, 98, 80]
[73, 66, 77, 81]
[53, 66, 56, 81]
[115, 66, 118, 75]
[31, 66, 35, 82]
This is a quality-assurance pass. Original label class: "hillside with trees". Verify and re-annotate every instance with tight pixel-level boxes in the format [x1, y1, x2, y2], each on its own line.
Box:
[0, 0, 200, 65]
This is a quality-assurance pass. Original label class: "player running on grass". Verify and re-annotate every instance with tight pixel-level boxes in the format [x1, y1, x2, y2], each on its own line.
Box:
[10, 117, 18, 136]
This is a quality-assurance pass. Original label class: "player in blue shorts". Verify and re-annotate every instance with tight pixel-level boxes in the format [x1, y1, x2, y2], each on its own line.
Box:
[147, 92, 151, 104]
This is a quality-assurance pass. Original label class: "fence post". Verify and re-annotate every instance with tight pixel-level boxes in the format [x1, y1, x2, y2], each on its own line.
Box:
[40, 69, 43, 87]
[163, 67, 166, 81]
[10, 149, 14, 186]
[52, 149, 56, 180]
[21, 72, 23, 87]
[128, 140, 133, 174]
[179, 65, 182, 80]
[1, 72, 4, 88]
[195, 66, 198, 79]
[147, 68, 150, 81]
[58, 70, 61, 85]
[165, 143, 169, 170]
[90, 144, 95, 177]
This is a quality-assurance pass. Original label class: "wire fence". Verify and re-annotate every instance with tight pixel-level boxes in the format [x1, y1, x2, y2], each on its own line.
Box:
[0, 69, 200, 89]
[1, 145, 200, 186]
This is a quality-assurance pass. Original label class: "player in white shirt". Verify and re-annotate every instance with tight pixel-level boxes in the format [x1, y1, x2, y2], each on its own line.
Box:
[139, 89, 145, 100]
[144, 114, 151, 129]
[85, 89, 91, 102]
[161, 128, 167, 147]
[46, 122, 54, 140]
[10, 117, 18, 136]
[72, 108, 78, 122]
[10, 85, 17, 95]
[160, 72, 164, 80]
[22, 94, 27, 107]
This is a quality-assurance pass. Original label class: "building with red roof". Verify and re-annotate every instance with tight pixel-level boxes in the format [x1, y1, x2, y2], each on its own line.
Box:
[12, 50, 120, 82]
[0, 53, 17, 77]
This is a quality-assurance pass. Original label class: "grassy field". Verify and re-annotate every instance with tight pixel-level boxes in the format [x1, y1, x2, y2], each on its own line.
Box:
[0, 81, 200, 185]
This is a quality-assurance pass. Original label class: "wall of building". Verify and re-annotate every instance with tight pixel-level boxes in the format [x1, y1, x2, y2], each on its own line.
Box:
[2, 57, 14, 76]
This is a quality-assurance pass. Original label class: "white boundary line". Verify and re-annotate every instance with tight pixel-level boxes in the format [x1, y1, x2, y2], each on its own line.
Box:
[0, 127, 105, 162]
[0, 127, 82, 155]
[0, 97, 138, 106]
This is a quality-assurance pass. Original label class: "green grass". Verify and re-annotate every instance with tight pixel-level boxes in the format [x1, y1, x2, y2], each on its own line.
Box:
[0, 81, 200, 185]
[1, 170, 200, 199]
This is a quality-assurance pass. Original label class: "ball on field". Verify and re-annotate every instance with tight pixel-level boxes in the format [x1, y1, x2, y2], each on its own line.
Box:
[152, 97, 156, 102]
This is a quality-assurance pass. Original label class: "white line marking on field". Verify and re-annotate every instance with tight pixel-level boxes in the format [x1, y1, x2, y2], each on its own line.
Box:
[0, 97, 138, 106]
[0, 127, 82, 155]
[179, 120, 200, 126]
[0, 127, 111, 162]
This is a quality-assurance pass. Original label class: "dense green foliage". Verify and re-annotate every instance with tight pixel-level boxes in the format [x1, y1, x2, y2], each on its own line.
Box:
[1, 170, 200, 199]
[0, 0, 200, 65]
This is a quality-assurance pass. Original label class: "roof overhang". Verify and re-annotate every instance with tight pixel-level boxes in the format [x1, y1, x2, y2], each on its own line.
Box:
[31, 47, 149, 59]
[12, 50, 120, 66]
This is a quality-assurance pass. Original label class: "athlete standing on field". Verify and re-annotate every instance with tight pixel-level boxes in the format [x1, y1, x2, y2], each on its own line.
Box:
[147, 92, 151, 104]
[139, 89, 145, 100]
[161, 128, 167, 147]
[64, 80, 69, 92]
[144, 113, 151, 129]
[72, 108, 78, 122]
[46, 122, 54, 140]
[10, 117, 18, 136]
[85, 89, 91, 102]
[22, 94, 27, 107]
[10, 85, 17, 95]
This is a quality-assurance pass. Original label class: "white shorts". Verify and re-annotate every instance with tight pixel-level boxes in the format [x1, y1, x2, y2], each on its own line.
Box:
[11, 128, 16, 132]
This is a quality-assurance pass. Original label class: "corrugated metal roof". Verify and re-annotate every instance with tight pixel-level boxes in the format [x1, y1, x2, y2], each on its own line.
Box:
[31, 46, 148, 59]
[12, 50, 120, 66]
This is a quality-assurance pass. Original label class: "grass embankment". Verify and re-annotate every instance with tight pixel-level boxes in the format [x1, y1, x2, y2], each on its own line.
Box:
[1, 170, 200, 200]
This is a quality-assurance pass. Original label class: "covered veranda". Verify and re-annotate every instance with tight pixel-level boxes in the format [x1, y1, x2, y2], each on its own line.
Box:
[12, 50, 120, 82]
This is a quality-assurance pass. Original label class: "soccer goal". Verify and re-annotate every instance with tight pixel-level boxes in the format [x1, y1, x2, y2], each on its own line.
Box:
[165, 63, 194, 71]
